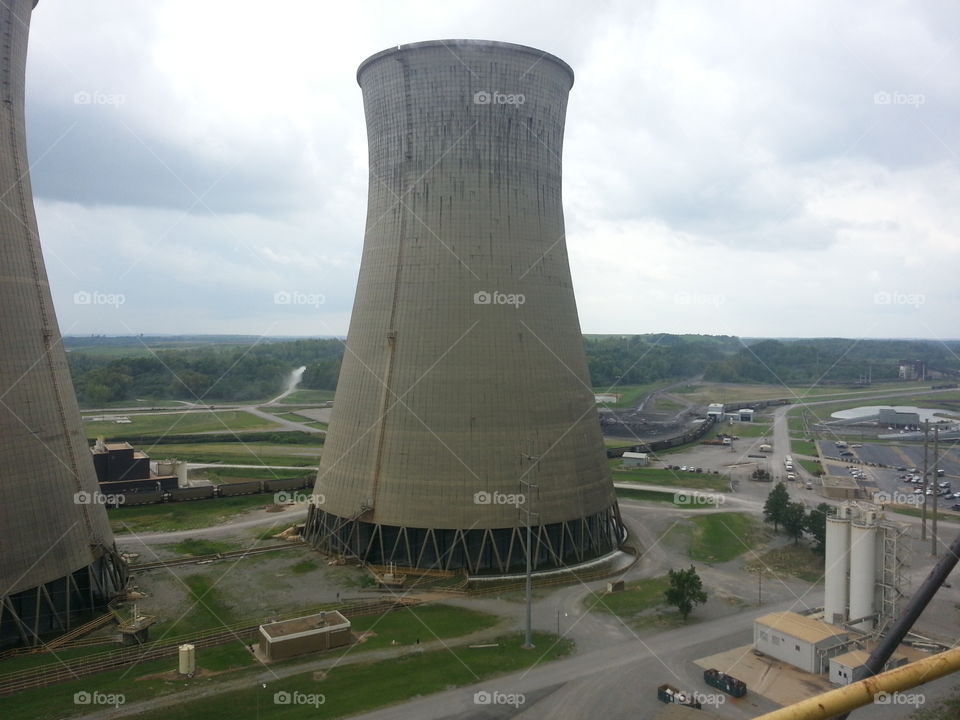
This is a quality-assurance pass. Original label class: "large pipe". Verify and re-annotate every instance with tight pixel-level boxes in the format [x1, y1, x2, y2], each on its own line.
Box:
[754, 647, 960, 720]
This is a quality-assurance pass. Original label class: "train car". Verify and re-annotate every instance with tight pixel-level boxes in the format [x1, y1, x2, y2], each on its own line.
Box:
[119, 490, 164, 507]
[167, 486, 216, 502]
[263, 476, 312, 492]
[217, 481, 263, 497]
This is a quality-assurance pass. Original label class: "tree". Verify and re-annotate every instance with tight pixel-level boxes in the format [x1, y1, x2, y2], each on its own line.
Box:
[805, 503, 834, 553]
[763, 482, 790, 531]
[664, 565, 708, 620]
[783, 502, 807, 544]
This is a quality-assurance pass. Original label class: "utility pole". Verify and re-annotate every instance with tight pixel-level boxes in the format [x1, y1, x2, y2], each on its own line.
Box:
[932, 427, 940, 556]
[921, 422, 929, 541]
[520, 454, 540, 650]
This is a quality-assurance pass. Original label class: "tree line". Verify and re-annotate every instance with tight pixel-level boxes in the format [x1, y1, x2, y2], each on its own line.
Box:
[64, 334, 960, 406]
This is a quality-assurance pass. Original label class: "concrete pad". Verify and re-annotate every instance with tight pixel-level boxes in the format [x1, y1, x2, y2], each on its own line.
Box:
[695, 644, 834, 708]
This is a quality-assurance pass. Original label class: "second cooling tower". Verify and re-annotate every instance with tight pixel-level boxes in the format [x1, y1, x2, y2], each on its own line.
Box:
[305, 40, 625, 573]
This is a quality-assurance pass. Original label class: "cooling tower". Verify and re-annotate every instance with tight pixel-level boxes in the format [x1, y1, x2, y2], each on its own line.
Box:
[304, 39, 625, 574]
[0, 0, 126, 647]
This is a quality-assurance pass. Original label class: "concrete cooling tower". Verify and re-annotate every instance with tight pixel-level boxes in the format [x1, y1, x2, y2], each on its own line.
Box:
[0, 0, 126, 647]
[304, 40, 625, 573]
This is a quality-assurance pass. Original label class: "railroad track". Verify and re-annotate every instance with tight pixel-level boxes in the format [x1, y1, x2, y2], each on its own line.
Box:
[0, 598, 418, 696]
[129, 541, 305, 572]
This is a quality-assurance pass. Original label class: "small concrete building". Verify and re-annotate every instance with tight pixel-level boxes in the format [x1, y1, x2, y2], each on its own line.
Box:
[259, 610, 351, 661]
[754, 611, 850, 674]
[738, 408, 755, 422]
[622, 452, 648, 467]
[829, 650, 907, 686]
[706, 403, 724, 420]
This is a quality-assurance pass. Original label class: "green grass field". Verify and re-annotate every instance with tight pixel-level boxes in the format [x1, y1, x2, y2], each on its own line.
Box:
[199, 467, 311, 482]
[592, 381, 671, 409]
[688, 512, 766, 563]
[744, 545, 825, 583]
[790, 438, 819, 456]
[615, 487, 718, 508]
[0, 604, 513, 720]
[586, 575, 670, 617]
[609, 466, 729, 492]
[84, 410, 283, 439]
[276, 389, 335, 404]
[139, 442, 322, 467]
[108, 494, 283, 534]
[797, 459, 822, 476]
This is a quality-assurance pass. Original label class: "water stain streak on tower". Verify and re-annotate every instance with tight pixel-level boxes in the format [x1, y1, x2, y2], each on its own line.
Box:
[306, 40, 624, 573]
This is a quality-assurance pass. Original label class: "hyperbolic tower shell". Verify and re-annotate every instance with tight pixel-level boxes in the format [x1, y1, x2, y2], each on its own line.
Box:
[305, 40, 625, 573]
[0, 0, 126, 647]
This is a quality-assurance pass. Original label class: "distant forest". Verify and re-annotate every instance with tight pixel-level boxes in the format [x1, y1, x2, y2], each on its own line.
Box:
[64, 334, 960, 405]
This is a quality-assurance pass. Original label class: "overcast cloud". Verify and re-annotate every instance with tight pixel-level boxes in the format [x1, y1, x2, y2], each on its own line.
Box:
[24, 0, 960, 339]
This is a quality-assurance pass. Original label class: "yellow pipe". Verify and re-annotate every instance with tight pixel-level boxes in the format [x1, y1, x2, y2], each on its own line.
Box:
[754, 647, 960, 720]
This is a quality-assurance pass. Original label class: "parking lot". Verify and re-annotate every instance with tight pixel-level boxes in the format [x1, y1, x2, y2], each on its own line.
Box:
[817, 439, 960, 510]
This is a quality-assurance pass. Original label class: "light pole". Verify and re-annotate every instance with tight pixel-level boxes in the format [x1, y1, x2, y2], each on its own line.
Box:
[520, 454, 540, 650]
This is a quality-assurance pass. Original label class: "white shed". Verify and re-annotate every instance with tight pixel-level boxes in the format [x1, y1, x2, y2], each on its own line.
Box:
[754, 611, 850, 674]
[622, 452, 648, 467]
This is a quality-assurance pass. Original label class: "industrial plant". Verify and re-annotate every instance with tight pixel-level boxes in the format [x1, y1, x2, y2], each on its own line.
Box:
[304, 40, 625, 573]
[0, 0, 126, 649]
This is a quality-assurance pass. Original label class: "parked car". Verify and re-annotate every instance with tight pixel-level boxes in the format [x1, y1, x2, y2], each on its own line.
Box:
[952, 504, 960, 511]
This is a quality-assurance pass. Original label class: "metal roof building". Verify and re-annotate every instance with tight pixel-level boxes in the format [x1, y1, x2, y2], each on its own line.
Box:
[304, 40, 624, 574]
[754, 612, 851, 674]
[0, 0, 126, 647]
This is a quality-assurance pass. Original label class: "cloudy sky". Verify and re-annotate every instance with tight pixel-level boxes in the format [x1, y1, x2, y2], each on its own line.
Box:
[25, 0, 960, 340]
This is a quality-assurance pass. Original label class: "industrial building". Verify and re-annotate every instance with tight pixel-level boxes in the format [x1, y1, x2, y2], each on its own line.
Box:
[304, 40, 624, 573]
[90, 440, 180, 495]
[823, 503, 908, 632]
[877, 408, 920, 428]
[706, 403, 724, 420]
[753, 611, 850, 674]
[258, 611, 352, 661]
[621, 452, 649, 467]
[0, 0, 126, 648]
[829, 649, 907, 686]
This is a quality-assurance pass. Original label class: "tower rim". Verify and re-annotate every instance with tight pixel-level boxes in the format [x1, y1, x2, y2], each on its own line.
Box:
[356, 39, 575, 88]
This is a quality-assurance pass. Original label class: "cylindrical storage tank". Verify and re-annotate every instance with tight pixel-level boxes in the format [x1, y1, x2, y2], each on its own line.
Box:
[849, 515, 878, 632]
[178, 644, 196, 674]
[304, 39, 624, 574]
[0, 0, 126, 649]
[176, 461, 188, 488]
[824, 512, 851, 624]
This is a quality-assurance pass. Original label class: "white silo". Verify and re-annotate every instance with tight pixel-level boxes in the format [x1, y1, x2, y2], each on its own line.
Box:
[849, 509, 878, 632]
[824, 503, 851, 624]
